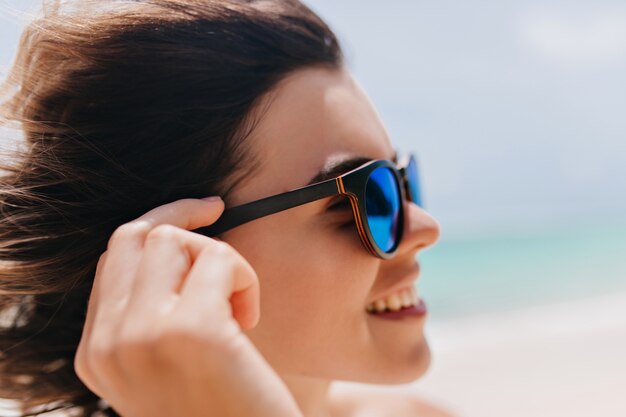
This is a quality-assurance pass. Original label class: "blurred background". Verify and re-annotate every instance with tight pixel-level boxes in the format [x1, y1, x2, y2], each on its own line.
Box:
[301, 1, 626, 416]
[2, 1, 625, 416]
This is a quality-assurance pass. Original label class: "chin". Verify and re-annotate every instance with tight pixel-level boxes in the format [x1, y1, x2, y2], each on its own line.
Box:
[333, 339, 432, 385]
[380, 340, 432, 384]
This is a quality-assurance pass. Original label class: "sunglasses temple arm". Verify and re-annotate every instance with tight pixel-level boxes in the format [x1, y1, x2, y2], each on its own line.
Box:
[192, 179, 339, 237]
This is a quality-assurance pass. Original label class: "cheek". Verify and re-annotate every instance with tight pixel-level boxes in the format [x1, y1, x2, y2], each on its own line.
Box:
[222, 215, 377, 363]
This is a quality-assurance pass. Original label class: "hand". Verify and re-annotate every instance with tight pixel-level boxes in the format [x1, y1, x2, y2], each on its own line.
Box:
[74, 197, 303, 417]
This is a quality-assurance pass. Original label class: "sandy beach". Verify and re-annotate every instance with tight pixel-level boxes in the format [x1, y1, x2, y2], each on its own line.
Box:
[422, 292, 626, 417]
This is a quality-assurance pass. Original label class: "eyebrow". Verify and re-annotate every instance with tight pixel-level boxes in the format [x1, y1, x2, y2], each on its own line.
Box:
[306, 150, 398, 186]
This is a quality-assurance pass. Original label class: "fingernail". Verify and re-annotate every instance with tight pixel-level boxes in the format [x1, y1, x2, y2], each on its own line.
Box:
[201, 196, 222, 202]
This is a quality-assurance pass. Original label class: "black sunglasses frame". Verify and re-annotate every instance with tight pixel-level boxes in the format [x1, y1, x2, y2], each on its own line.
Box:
[192, 154, 420, 259]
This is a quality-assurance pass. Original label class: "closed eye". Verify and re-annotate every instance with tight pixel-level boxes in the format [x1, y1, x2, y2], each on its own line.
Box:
[327, 196, 352, 211]
[324, 197, 357, 230]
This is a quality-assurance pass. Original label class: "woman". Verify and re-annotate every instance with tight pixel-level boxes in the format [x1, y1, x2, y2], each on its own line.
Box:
[0, 1, 443, 416]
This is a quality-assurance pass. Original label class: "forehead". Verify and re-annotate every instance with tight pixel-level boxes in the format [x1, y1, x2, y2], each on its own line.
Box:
[231, 66, 394, 205]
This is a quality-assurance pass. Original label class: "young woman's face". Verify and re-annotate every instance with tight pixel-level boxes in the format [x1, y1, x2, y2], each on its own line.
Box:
[220, 66, 440, 384]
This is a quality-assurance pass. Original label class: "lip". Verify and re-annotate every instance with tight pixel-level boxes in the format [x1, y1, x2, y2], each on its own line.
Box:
[367, 299, 427, 320]
[366, 262, 421, 306]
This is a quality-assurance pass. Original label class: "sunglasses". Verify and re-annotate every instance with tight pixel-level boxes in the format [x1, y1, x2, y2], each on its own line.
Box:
[192, 153, 423, 259]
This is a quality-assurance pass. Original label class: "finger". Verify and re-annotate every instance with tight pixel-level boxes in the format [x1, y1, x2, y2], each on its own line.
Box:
[229, 278, 260, 330]
[93, 222, 149, 321]
[81, 251, 108, 344]
[174, 242, 260, 331]
[123, 225, 219, 318]
[94, 198, 224, 315]
[75, 251, 110, 394]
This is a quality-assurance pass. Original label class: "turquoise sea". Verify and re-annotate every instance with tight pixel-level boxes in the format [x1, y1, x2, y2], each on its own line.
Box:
[419, 220, 626, 319]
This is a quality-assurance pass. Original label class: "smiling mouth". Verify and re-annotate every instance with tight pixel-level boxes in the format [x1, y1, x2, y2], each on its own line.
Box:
[365, 286, 420, 313]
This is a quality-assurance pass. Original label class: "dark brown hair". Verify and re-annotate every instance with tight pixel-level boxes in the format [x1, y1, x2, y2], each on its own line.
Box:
[0, 0, 342, 415]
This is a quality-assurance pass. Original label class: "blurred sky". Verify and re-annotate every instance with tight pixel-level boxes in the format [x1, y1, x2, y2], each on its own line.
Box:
[305, 0, 626, 237]
[1, 0, 625, 238]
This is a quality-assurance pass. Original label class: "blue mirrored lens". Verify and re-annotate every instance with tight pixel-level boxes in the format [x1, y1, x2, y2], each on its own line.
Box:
[407, 157, 422, 207]
[365, 167, 401, 253]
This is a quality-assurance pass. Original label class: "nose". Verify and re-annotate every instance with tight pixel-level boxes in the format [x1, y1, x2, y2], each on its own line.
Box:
[395, 201, 440, 257]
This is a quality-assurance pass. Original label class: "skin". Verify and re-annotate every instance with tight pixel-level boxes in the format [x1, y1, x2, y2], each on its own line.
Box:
[74, 65, 443, 417]
[220, 66, 441, 417]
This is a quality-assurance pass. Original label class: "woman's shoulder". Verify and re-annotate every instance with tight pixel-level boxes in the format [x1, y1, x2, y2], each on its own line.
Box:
[328, 384, 455, 417]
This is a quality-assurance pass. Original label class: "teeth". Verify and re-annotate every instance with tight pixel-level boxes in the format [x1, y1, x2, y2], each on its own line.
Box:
[374, 299, 387, 313]
[400, 289, 413, 307]
[366, 286, 419, 313]
[386, 294, 402, 311]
